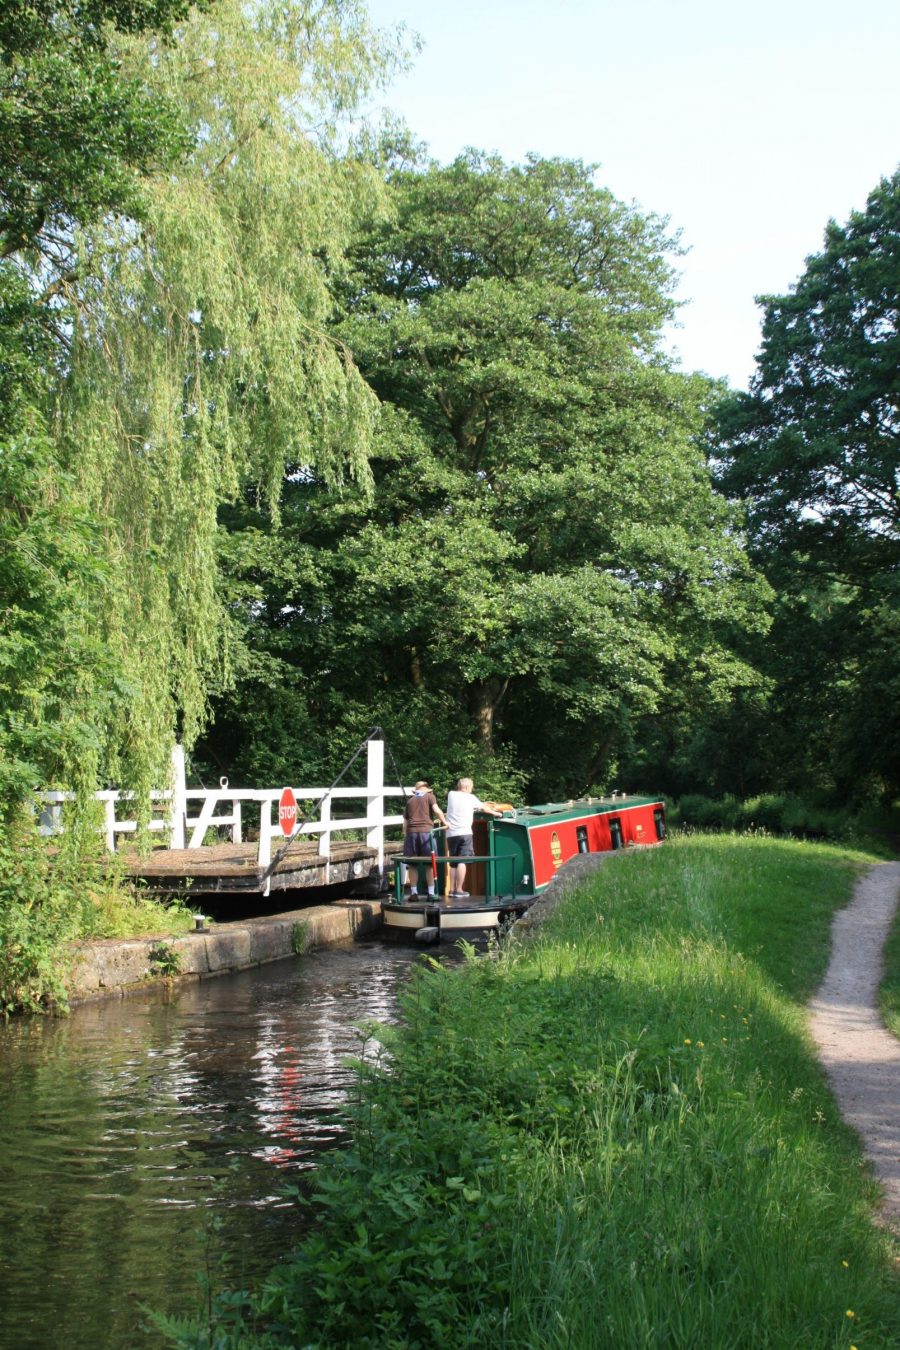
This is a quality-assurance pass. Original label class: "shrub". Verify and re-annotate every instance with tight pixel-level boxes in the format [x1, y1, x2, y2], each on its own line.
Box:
[0, 815, 81, 1012]
[678, 793, 740, 830]
[677, 792, 853, 842]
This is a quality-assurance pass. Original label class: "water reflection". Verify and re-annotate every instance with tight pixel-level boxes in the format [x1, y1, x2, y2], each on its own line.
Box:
[0, 940, 438, 1350]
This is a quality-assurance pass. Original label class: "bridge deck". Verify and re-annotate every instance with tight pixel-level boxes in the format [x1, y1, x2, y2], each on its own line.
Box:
[123, 839, 401, 895]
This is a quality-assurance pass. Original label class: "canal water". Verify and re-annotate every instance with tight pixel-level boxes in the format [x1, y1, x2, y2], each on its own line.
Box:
[0, 939, 438, 1350]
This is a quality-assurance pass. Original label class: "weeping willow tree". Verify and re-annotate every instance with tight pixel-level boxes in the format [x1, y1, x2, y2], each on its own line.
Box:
[42, 0, 403, 805]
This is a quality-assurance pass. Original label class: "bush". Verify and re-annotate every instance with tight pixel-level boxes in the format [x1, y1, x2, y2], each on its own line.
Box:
[737, 792, 788, 832]
[780, 798, 849, 839]
[678, 793, 740, 830]
[677, 792, 851, 841]
[0, 815, 81, 1012]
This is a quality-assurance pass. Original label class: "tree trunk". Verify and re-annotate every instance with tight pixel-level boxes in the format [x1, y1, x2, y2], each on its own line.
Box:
[578, 731, 617, 795]
[467, 677, 508, 756]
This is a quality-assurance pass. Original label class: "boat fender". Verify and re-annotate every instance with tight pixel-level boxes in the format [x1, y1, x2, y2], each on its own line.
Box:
[415, 926, 440, 944]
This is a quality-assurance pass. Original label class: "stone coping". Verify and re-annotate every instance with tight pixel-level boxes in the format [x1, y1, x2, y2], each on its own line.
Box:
[65, 900, 382, 1004]
[511, 849, 632, 935]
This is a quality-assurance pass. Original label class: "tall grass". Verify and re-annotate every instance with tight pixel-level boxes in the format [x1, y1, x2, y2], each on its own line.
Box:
[165, 834, 900, 1349]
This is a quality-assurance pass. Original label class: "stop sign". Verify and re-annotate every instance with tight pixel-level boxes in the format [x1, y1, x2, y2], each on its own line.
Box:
[278, 786, 298, 836]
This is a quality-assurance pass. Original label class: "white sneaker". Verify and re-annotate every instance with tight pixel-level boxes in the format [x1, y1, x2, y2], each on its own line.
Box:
[453, 890, 470, 899]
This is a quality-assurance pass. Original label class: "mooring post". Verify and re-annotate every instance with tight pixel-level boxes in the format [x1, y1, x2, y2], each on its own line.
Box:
[366, 737, 385, 871]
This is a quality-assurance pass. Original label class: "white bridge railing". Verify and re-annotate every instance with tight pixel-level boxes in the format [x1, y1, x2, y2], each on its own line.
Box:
[39, 741, 409, 885]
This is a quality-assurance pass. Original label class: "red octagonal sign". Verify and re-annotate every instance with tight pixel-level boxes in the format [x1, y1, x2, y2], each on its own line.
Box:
[278, 786, 298, 837]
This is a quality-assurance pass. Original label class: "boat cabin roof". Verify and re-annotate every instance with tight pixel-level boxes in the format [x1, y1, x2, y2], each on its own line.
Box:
[487, 796, 662, 826]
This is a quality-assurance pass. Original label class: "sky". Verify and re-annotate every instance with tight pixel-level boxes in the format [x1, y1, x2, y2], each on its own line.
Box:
[362, 0, 900, 389]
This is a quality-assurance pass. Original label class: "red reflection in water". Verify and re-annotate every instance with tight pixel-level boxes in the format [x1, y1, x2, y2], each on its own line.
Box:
[266, 1046, 306, 1166]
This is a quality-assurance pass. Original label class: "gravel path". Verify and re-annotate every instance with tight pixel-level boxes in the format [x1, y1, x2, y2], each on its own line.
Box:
[808, 861, 900, 1231]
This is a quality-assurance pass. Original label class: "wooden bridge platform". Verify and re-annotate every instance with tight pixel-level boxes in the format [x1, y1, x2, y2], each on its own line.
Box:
[124, 839, 401, 896]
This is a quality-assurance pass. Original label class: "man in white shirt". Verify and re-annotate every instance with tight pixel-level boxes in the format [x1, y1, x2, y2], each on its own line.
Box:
[444, 777, 503, 898]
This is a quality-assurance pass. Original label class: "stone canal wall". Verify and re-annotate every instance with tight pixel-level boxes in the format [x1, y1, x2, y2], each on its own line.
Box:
[511, 851, 619, 934]
[65, 900, 382, 1004]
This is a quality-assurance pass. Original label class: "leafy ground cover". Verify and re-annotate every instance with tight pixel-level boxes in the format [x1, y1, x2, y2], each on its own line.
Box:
[164, 833, 900, 1348]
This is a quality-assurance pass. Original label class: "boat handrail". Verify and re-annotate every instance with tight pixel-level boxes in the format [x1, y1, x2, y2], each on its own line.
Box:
[393, 851, 519, 903]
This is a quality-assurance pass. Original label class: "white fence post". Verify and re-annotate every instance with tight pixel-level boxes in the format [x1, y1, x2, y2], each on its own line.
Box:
[258, 797, 273, 872]
[103, 797, 117, 852]
[319, 793, 332, 884]
[366, 737, 385, 870]
[170, 744, 186, 850]
[258, 795, 273, 897]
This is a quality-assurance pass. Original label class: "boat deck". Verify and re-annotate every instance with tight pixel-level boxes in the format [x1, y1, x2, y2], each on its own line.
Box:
[381, 894, 533, 936]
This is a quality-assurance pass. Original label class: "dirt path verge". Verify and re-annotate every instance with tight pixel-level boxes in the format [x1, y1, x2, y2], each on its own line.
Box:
[808, 861, 900, 1232]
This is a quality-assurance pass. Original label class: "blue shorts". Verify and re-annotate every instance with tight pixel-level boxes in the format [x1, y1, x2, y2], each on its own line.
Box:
[448, 834, 472, 858]
[404, 831, 433, 858]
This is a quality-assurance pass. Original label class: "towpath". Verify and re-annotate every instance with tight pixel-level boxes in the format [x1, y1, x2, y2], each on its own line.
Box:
[808, 861, 900, 1231]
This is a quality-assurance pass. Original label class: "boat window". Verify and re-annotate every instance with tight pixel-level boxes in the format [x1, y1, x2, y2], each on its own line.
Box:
[576, 825, 589, 854]
[609, 818, 623, 850]
[654, 808, 667, 841]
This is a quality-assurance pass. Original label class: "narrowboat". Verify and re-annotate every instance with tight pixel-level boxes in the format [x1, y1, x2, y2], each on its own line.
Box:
[381, 793, 666, 937]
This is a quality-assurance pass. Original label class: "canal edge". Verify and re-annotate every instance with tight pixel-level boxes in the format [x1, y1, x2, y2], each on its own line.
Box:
[63, 901, 383, 1006]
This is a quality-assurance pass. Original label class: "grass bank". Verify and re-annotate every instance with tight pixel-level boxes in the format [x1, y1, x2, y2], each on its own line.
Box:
[166, 834, 900, 1348]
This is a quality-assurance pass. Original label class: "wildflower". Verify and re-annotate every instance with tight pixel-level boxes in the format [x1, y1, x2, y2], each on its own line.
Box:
[842, 1260, 849, 1268]
[846, 1309, 855, 1318]
[697, 1041, 705, 1048]
[683, 1038, 692, 1045]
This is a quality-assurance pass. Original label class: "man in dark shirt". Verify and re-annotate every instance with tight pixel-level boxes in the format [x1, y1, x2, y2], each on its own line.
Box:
[403, 780, 449, 897]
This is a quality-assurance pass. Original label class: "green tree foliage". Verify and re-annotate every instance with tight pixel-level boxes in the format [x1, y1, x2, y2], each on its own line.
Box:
[0, 271, 112, 807]
[714, 171, 900, 800]
[0, 0, 199, 263]
[0, 0, 403, 816]
[1, 0, 208, 812]
[211, 153, 769, 798]
[718, 170, 899, 558]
